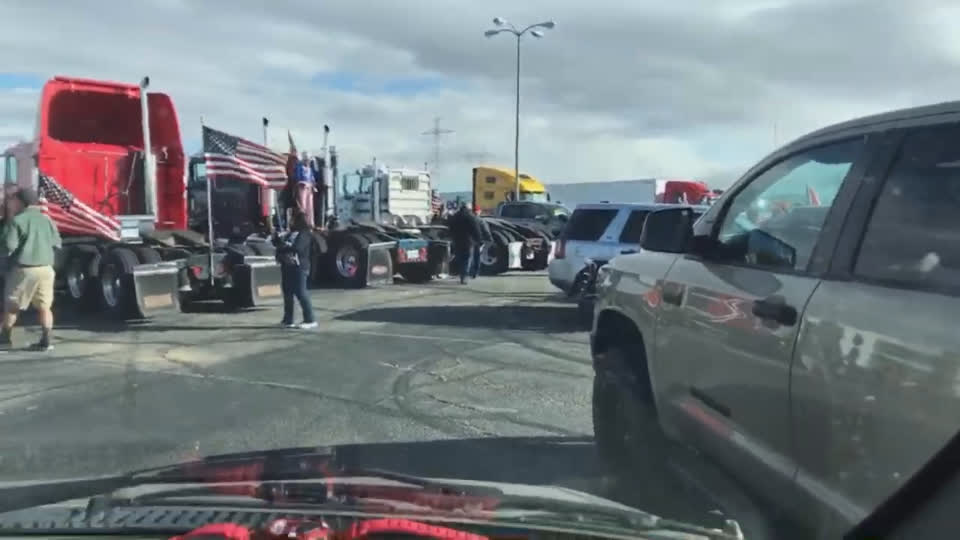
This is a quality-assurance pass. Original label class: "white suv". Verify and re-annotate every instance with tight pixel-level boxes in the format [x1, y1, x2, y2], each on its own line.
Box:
[548, 202, 707, 294]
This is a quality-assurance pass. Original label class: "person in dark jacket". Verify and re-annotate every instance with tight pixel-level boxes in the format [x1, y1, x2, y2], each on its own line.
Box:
[447, 203, 482, 284]
[273, 211, 316, 329]
[470, 212, 493, 279]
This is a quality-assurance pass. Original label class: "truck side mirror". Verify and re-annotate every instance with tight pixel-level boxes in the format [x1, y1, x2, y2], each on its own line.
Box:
[640, 207, 695, 253]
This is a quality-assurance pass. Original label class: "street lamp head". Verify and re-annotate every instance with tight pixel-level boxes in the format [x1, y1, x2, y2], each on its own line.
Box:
[530, 30, 544, 38]
[484, 29, 501, 38]
[493, 17, 507, 26]
[537, 21, 556, 30]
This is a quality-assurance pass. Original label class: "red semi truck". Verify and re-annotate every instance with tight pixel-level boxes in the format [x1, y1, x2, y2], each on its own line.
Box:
[1, 76, 282, 319]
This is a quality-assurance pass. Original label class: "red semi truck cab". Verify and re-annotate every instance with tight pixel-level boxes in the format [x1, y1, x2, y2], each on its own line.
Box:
[657, 180, 712, 205]
[33, 76, 187, 235]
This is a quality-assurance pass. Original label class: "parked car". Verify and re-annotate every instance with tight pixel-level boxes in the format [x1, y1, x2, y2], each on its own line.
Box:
[548, 203, 706, 294]
[590, 101, 960, 538]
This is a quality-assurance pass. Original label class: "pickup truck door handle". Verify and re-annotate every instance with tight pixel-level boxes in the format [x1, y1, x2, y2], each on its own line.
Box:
[752, 295, 798, 326]
[661, 283, 684, 306]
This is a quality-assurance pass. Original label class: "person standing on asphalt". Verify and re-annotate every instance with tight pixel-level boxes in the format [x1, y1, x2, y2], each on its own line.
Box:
[0, 187, 61, 351]
[273, 211, 317, 329]
[470, 209, 492, 279]
[447, 203, 481, 284]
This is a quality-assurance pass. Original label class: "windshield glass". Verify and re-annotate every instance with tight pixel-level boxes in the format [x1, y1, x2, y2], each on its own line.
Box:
[1, 4, 957, 540]
[520, 191, 549, 203]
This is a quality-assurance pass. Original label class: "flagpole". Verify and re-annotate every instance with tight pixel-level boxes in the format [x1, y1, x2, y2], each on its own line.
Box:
[262, 117, 276, 234]
[201, 117, 216, 288]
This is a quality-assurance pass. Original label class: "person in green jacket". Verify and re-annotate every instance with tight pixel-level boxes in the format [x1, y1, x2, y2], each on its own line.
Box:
[1, 187, 61, 351]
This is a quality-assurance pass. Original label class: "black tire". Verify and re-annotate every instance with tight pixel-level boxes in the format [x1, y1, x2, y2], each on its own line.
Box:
[479, 232, 510, 275]
[592, 345, 666, 473]
[159, 248, 191, 262]
[223, 264, 257, 310]
[132, 246, 162, 264]
[398, 264, 432, 284]
[330, 233, 368, 288]
[97, 247, 141, 319]
[62, 245, 100, 305]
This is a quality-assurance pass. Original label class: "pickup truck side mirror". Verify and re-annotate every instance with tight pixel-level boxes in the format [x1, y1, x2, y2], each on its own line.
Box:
[640, 207, 695, 253]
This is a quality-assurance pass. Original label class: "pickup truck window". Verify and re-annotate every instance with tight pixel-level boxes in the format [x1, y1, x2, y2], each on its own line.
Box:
[564, 208, 618, 241]
[716, 138, 865, 271]
[854, 124, 960, 294]
[618, 210, 650, 243]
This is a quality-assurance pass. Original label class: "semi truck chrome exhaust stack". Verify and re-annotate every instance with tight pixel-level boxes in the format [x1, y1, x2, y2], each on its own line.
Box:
[139, 76, 157, 218]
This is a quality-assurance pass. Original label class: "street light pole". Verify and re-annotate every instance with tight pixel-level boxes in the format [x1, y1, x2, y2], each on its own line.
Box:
[485, 17, 555, 202]
[514, 34, 521, 202]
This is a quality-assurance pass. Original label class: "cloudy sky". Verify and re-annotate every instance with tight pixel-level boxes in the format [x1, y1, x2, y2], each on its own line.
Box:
[2, 0, 959, 191]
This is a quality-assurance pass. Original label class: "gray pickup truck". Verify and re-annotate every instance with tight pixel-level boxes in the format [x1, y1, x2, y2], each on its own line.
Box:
[590, 101, 960, 538]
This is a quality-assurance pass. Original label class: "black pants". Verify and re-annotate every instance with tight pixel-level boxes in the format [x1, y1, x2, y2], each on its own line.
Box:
[454, 243, 473, 282]
[281, 265, 315, 324]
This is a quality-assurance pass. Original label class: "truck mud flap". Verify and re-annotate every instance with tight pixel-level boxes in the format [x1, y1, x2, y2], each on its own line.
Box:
[131, 262, 181, 317]
[239, 256, 283, 302]
[427, 240, 451, 277]
[366, 241, 394, 286]
[506, 241, 524, 270]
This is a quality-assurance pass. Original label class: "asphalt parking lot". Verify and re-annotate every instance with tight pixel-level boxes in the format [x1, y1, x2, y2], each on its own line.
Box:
[0, 271, 770, 534]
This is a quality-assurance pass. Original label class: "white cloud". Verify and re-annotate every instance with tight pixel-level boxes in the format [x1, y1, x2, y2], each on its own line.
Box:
[2, 0, 959, 191]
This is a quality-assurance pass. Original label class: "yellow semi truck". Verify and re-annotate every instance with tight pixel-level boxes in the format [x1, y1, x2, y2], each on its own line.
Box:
[471, 165, 549, 214]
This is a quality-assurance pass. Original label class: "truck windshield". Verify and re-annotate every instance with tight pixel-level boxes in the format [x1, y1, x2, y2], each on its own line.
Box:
[520, 192, 548, 203]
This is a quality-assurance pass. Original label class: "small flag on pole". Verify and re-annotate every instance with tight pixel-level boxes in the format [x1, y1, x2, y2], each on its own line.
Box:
[203, 125, 287, 189]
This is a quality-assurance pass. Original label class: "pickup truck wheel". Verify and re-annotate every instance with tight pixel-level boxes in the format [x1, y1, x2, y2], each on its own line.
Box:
[592, 346, 665, 473]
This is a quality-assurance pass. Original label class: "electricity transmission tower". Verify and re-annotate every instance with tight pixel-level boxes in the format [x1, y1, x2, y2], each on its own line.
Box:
[421, 116, 454, 172]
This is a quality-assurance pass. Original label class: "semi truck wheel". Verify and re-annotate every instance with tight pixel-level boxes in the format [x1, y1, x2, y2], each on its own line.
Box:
[331, 233, 368, 288]
[479, 233, 510, 275]
[98, 247, 141, 319]
[132, 246, 162, 264]
[63, 245, 100, 305]
[224, 265, 257, 310]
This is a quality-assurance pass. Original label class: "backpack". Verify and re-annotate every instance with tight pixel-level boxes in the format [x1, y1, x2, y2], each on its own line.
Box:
[277, 231, 301, 267]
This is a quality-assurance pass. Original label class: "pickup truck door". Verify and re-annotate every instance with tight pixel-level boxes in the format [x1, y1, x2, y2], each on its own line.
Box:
[653, 136, 871, 513]
[791, 124, 960, 535]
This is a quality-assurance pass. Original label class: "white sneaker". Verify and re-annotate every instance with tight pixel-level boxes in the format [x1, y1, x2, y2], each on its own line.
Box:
[281, 322, 297, 329]
[298, 321, 318, 330]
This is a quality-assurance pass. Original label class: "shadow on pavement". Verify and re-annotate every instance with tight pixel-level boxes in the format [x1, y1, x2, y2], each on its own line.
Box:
[337, 305, 581, 333]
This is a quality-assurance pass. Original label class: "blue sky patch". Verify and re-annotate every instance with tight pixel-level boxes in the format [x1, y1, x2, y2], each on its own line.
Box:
[311, 70, 449, 96]
[0, 72, 44, 89]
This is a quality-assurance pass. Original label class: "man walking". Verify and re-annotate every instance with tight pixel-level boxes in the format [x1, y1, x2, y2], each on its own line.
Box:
[1, 187, 61, 351]
[447, 202, 481, 284]
[470, 209, 492, 279]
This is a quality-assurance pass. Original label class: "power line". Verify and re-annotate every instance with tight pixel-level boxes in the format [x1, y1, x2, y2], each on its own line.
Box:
[421, 116, 454, 172]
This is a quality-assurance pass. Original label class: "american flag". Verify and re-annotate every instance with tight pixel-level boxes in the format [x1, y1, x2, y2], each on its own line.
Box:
[431, 189, 444, 214]
[38, 174, 121, 241]
[203, 126, 287, 189]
